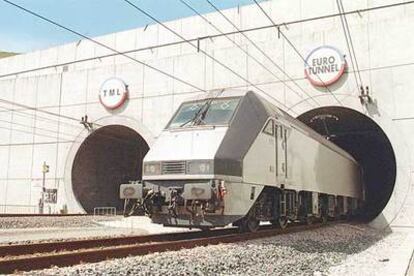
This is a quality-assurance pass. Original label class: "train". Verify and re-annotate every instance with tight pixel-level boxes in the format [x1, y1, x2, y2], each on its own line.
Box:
[120, 89, 364, 232]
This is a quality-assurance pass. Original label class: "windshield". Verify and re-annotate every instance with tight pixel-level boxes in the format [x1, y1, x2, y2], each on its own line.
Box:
[167, 97, 240, 129]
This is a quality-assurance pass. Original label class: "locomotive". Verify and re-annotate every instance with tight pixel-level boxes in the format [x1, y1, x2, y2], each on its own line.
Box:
[120, 90, 364, 232]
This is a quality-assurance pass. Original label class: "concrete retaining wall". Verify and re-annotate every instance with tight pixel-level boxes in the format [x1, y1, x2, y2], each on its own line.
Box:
[0, 0, 412, 228]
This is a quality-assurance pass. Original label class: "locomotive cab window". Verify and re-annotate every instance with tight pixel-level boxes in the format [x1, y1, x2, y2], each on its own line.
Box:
[263, 119, 274, 135]
[167, 97, 240, 128]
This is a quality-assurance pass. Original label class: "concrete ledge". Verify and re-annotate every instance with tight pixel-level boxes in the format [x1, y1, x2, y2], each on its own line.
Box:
[96, 216, 195, 234]
[382, 231, 414, 276]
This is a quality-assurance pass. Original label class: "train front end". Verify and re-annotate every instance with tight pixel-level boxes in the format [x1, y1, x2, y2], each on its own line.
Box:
[137, 93, 246, 228]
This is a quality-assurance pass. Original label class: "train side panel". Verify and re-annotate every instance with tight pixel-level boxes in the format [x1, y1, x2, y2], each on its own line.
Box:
[243, 119, 362, 199]
[286, 126, 362, 198]
[243, 130, 276, 185]
[222, 182, 264, 216]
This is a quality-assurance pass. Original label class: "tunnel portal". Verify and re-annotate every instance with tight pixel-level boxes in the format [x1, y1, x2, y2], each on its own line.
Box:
[297, 106, 396, 221]
[71, 125, 149, 213]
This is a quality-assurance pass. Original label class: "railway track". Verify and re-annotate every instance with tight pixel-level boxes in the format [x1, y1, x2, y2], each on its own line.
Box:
[0, 214, 91, 217]
[0, 222, 329, 274]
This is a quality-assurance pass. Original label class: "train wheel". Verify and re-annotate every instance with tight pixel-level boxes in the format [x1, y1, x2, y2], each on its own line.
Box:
[334, 207, 341, 221]
[321, 212, 328, 224]
[346, 210, 353, 221]
[272, 216, 288, 229]
[246, 216, 260, 232]
[237, 218, 248, 232]
[305, 215, 313, 225]
[239, 216, 259, 232]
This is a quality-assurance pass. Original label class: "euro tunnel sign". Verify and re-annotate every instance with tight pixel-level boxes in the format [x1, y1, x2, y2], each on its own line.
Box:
[304, 45, 346, 87]
[44, 188, 57, 204]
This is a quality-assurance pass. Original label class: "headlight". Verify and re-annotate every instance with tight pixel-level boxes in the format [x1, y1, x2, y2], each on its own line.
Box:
[187, 160, 214, 175]
[143, 162, 161, 175]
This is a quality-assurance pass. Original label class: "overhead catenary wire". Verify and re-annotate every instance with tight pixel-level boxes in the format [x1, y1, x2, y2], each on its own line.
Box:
[0, 105, 83, 131]
[120, 0, 294, 113]
[2, 0, 295, 116]
[0, 96, 83, 124]
[0, 124, 73, 142]
[0, 0, 211, 135]
[0, 140, 74, 147]
[0, 105, 142, 147]
[1, 0, 206, 94]
[251, 0, 344, 107]
[179, 0, 319, 108]
[336, 0, 364, 90]
[0, 1, 412, 79]
[2, 0, 412, 116]
[3, 54, 413, 115]
[0, 117, 79, 140]
[0, 104, 82, 140]
[0, 86, 103, 131]
[336, 0, 359, 89]
[340, 0, 364, 87]
[0, 97, 109, 138]
[204, 0, 319, 107]
[0, 95, 146, 147]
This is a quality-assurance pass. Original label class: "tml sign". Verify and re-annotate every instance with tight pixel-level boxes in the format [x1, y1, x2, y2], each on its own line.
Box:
[99, 78, 129, 109]
[304, 46, 346, 87]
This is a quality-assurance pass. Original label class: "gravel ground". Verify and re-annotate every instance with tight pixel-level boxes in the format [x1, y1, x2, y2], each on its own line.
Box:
[0, 227, 148, 245]
[19, 223, 396, 276]
[329, 227, 408, 275]
[0, 216, 193, 245]
[0, 216, 118, 229]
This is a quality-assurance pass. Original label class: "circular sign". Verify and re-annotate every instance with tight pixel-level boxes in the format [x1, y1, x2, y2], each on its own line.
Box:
[304, 46, 346, 87]
[99, 78, 128, 110]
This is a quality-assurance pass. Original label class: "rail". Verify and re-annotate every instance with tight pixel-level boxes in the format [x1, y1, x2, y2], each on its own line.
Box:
[0, 222, 332, 274]
[0, 213, 91, 217]
[0, 204, 37, 214]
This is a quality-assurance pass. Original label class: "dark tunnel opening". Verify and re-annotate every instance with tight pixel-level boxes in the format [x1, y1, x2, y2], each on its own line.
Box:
[72, 125, 149, 213]
[297, 107, 396, 221]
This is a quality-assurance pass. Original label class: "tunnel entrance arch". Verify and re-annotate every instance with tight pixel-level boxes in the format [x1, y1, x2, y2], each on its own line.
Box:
[71, 125, 149, 213]
[297, 106, 396, 221]
[64, 116, 154, 214]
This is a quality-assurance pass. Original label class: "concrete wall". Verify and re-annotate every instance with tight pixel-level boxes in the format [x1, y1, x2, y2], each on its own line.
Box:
[0, 0, 413, 227]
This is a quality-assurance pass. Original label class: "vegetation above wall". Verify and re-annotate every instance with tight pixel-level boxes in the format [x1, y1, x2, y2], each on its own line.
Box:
[0, 51, 17, 59]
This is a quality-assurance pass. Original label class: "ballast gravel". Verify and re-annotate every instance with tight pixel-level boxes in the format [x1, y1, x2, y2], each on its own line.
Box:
[21, 223, 402, 276]
[0, 216, 116, 229]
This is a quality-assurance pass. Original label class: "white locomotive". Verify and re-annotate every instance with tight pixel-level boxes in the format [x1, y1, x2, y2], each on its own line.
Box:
[121, 90, 364, 231]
